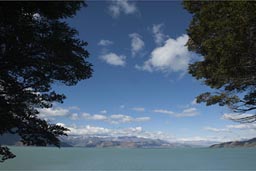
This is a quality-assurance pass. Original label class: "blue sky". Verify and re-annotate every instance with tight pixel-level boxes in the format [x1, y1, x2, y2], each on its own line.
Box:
[40, 1, 256, 144]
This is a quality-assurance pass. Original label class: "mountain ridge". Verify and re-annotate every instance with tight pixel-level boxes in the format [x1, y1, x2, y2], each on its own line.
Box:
[1, 134, 197, 148]
[60, 135, 193, 148]
[210, 137, 256, 148]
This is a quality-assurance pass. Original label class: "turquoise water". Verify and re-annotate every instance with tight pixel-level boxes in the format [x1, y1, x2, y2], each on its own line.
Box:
[1, 147, 256, 170]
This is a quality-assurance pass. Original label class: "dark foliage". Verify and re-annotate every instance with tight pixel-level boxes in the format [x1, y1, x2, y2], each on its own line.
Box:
[0, 1, 92, 162]
[183, 1, 256, 122]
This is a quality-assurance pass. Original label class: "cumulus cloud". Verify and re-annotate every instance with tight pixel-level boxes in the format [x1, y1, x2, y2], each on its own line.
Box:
[129, 33, 145, 56]
[69, 125, 143, 137]
[110, 114, 133, 124]
[152, 23, 168, 46]
[80, 112, 150, 124]
[59, 123, 175, 141]
[38, 106, 83, 121]
[176, 107, 199, 117]
[82, 113, 108, 121]
[100, 52, 126, 66]
[136, 34, 191, 74]
[132, 107, 145, 112]
[153, 109, 174, 115]
[38, 107, 70, 118]
[153, 107, 199, 118]
[98, 39, 114, 46]
[92, 114, 108, 121]
[108, 0, 138, 18]
[38, 106, 150, 125]
[67, 124, 111, 136]
[109, 114, 150, 124]
[70, 113, 79, 120]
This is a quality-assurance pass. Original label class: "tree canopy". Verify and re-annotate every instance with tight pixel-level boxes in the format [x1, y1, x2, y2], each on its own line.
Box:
[0, 1, 92, 162]
[183, 1, 256, 122]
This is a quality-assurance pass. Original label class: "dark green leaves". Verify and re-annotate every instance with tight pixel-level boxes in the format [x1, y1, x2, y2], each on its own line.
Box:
[184, 1, 256, 121]
[0, 1, 92, 162]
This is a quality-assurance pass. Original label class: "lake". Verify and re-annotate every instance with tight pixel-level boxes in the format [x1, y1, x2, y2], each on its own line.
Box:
[1, 147, 256, 170]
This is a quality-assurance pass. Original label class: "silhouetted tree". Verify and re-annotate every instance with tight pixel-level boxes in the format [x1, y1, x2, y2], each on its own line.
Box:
[183, 1, 256, 122]
[0, 1, 92, 162]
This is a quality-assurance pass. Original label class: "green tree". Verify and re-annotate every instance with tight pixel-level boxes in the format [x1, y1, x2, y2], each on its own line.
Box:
[183, 1, 256, 122]
[0, 1, 92, 162]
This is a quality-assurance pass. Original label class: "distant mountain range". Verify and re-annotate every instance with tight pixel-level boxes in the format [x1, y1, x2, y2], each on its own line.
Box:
[60, 136, 193, 148]
[0, 134, 194, 148]
[210, 138, 256, 148]
[4, 133, 255, 148]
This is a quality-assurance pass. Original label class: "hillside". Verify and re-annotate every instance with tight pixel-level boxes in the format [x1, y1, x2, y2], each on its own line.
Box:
[210, 138, 256, 148]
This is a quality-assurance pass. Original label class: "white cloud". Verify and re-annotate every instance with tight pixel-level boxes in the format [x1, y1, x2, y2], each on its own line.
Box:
[61, 124, 175, 141]
[135, 117, 151, 122]
[110, 114, 128, 119]
[110, 114, 132, 123]
[67, 125, 111, 136]
[38, 107, 69, 118]
[204, 123, 256, 134]
[81, 112, 150, 124]
[100, 52, 126, 66]
[202, 124, 256, 143]
[38, 106, 150, 125]
[226, 123, 256, 130]
[153, 109, 174, 115]
[129, 33, 145, 56]
[56, 122, 65, 127]
[132, 107, 145, 112]
[70, 113, 79, 120]
[98, 39, 114, 46]
[82, 113, 108, 121]
[204, 127, 230, 133]
[153, 107, 199, 118]
[81, 112, 90, 118]
[67, 125, 144, 137]
[91, 114, 108, 121]
[137, 34, 191, 74]
[109, 114, 150, 124]
[38, 106, 81, 121]
[108, 0, 138, 18]
[176, 107, 198, 117]
[152, 24, 168, 46]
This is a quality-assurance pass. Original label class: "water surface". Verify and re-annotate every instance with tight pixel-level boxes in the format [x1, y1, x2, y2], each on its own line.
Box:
[1, 147, 256, 170]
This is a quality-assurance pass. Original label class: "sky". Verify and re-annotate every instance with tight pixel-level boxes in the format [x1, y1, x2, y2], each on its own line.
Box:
[40, 1, 256, 144]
